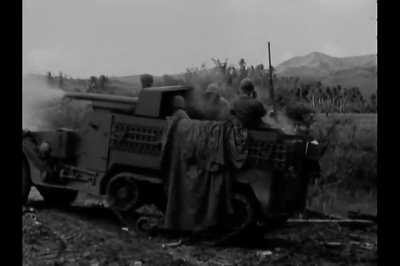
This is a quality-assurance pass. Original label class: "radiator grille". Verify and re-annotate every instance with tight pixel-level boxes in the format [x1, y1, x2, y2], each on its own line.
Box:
[110, 122, 164, 156]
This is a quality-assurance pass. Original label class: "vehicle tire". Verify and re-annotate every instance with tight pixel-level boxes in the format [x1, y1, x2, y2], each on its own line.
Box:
[106, 173, 141, 212]
[228, 191, 258, 232]
[37, 186, 78, 206]
[22, 158, 31, 205]
[135, 216, 161, 235]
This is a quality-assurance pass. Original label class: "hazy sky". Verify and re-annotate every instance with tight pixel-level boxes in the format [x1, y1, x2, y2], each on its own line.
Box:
[23, 0, 377, 77]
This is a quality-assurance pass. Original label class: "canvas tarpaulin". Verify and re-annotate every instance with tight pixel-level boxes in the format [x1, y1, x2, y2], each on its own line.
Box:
[162, 117, 248, 231]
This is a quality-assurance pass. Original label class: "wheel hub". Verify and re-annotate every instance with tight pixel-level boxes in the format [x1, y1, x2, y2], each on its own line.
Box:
[116, 187, 129, 199]
[106, 174, 140, 212]
[229, 193, 254, 231]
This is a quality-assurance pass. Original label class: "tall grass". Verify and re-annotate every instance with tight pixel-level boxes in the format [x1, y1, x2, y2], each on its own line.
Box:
[307, 181, 377, 216]
[311, 114, 377, 190]
[306, 114, 377, 215]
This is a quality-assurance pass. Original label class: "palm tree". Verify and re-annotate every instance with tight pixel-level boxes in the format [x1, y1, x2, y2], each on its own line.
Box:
[88, 76, 97, 92]
[369, 93, 377, 112]
[58, 72, 64, 89]
[98, 75, 108, 89]
[238, 58, 247, 80]
[47, 72, 53, 87]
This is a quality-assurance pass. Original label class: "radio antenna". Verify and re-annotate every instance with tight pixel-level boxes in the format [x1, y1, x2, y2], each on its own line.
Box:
[267, 41, 275, 112]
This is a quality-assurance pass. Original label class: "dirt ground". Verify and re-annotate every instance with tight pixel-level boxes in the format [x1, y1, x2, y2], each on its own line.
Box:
[23, 189, 377, 266]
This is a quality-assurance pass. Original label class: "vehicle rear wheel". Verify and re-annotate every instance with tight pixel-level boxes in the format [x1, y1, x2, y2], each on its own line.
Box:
[37, 186, 78, 206]
[228, 192, 257, 232]
[22, 158, 31, 204]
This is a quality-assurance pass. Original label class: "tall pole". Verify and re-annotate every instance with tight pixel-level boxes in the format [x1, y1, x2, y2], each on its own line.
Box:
[268, 42, 275, 109]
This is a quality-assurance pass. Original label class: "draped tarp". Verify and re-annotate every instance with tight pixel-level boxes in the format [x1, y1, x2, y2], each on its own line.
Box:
[162, 117, 248, 232]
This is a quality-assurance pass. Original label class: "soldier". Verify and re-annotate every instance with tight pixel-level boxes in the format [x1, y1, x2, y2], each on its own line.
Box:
[203, 83, 231, 120]
[171, 95, 190, 120]
[140, 74, 154, 89]
[230, 78, 267, 128]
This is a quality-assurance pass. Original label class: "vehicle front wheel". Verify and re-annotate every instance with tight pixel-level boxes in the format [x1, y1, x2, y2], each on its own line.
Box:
[37, 186, 78, 206]
[22, 158, 31, 204]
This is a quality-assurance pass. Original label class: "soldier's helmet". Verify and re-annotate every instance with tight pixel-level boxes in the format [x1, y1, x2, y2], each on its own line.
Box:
[140, 74, 154, 88]
[172, 95, 186, 110]
[239, 78, 255, 96]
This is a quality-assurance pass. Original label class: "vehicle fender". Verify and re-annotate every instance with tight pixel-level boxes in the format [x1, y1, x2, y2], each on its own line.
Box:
[234, 168, 273, 216]
[22, 139, 46, 185]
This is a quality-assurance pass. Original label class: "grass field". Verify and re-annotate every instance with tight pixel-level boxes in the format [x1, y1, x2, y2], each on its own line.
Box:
[316, 113, 377, 134]
[308, 113, 377, 216]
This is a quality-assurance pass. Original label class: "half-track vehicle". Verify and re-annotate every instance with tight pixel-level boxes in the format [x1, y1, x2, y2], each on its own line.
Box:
[22, 85, 322, 232]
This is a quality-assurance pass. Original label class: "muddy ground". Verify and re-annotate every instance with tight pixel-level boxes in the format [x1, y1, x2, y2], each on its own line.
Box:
[23, 189, 377, 266]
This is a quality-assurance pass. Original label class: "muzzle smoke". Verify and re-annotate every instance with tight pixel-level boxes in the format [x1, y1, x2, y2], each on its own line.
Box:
[185, 79, 298, 133]
[264, 110, 297, 135]
[22, 74, 65, 130]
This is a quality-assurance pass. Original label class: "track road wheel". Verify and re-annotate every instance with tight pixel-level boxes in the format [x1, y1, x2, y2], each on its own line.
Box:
[135, 216, 161, 235]
[106, 173, 141, 212]
[229, 192, 257, 233]
[22, 159, 31, 204]
[37, 186, 78, 206]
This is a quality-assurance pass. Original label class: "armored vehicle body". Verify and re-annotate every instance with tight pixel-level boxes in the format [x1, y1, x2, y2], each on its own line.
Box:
[22, 85, 321, 231]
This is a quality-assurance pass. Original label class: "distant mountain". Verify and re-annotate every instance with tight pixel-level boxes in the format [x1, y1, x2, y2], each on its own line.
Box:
[276, 52, 377, 95]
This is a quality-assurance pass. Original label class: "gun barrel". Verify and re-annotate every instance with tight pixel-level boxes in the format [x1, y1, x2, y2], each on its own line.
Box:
[64, 92, 138, 104]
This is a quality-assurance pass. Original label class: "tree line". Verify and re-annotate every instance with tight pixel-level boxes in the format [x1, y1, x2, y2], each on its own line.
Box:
[45, 57, 377, 114]
[46, 72, 109, 92]
[182, 58, 377, 113]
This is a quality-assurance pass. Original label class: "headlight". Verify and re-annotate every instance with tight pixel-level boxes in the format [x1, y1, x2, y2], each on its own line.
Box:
[38, 142, 51, 156]
[305, 140, 321, 160]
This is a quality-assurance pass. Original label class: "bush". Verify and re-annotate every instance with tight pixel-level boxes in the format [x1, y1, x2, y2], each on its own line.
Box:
[310, 115, 377, 190]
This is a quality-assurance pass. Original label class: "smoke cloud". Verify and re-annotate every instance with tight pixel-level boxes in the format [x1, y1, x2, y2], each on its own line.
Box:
[183, 70, 299, 134]
[22, 74, 65, 130]
[263, 110, 297, 135]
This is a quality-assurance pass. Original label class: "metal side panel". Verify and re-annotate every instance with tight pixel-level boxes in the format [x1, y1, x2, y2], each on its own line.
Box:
[135, 90, 162, 117]
[75, 111, 112, 172]
[107, 115, 168, 171]
[108, 151, 162, 170]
